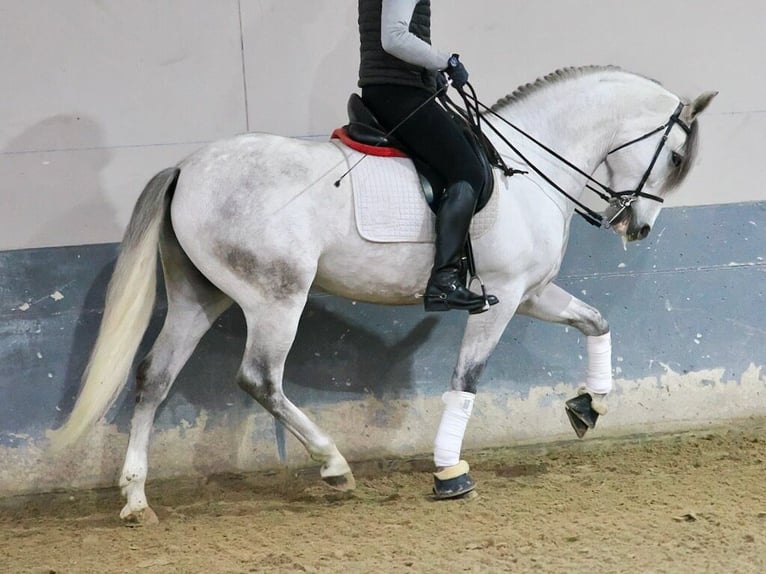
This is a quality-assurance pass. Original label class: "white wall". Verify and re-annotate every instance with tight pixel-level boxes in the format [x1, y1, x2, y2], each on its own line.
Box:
[1, 0, 764, 250]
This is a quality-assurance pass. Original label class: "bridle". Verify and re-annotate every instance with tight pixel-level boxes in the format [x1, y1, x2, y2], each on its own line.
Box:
[603, 101, 690, 226]
[450, 86, 691, 228]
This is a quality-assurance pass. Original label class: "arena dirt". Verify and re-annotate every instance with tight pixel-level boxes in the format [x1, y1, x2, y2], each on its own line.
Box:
[2, 417, 765, 573]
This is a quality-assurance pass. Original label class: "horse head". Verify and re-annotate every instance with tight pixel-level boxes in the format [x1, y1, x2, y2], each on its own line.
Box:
[603, 90, 718, 242]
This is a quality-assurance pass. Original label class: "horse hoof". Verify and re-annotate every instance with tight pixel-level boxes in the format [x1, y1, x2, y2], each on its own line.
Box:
[433, 473, 476, 499]
[120, 505, 159, 526]
[565, 393, 600, 438]
[322, 472, 356, 492]
[432, 460, 476, 499]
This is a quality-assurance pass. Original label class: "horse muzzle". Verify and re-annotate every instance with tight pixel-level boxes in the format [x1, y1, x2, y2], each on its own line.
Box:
[603, 202, 651, 242]
[627, 222, 651, 241]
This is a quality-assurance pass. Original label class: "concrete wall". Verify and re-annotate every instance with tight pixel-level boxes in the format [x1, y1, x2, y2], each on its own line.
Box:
[1, 1, 765, 496]
[2, 0, 764, 250]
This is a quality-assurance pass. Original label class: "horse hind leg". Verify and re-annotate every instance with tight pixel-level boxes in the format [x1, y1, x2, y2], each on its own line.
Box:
[237, 294, 354, 491]
[119, 227, 232, 524]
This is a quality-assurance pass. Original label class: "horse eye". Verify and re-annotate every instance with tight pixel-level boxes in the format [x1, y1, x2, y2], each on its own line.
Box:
[671, 151, 683, 167]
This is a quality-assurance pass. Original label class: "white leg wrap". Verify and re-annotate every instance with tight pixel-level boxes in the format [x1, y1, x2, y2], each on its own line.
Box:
[586, 332, 613, 395]
[433, 391, 475, 468]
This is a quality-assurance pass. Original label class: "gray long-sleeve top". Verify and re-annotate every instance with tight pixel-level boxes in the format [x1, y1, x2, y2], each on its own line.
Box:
[380, 0, 450, 71]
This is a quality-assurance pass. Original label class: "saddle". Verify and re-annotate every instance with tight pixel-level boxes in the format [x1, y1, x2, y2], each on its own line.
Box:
[332, 94, 496, 213]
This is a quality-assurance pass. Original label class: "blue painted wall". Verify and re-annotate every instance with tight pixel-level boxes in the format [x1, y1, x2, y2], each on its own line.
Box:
[1, 202, 765, 491]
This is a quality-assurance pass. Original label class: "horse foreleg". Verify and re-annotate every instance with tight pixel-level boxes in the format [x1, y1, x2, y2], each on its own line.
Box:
[432, 298, 521, 498]
[518, 282, 612, 437]
[238, 301, 354, 492]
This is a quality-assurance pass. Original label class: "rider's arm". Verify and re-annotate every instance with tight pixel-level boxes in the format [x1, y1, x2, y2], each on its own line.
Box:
[380, 0, 450, 70]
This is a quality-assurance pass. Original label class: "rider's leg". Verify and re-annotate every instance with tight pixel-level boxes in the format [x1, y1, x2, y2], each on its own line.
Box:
[361, 85, 498, 313]
[423, 180, 493, 312]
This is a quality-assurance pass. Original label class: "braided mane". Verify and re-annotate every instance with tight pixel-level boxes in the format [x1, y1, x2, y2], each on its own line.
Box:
[491, 65, 637, 111]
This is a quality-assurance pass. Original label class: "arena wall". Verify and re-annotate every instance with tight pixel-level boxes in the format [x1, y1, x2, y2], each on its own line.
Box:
[1, 1, 764, 496]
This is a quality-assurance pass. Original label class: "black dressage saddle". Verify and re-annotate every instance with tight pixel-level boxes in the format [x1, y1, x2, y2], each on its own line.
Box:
[340, 94, 495, 213]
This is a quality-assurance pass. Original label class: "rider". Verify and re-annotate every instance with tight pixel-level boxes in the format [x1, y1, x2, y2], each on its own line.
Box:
[358, 0, 498, 314]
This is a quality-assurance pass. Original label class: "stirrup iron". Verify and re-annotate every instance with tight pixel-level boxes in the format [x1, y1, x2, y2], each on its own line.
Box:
[467, 273, 496, 314]
[463, 237, 499, 314]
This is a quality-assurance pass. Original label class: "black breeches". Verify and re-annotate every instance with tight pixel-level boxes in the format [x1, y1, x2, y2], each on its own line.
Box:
[361, 84, 485, 195]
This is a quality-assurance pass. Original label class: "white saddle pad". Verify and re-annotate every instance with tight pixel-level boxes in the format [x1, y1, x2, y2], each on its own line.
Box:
[332, 141, 499, 243]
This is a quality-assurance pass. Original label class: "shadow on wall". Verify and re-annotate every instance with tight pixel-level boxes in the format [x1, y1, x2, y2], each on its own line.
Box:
[53, 250, 119, 430]
[0, 114, 119, 249]
[157, 296, 440, 413]
[91, 292, 439, 476]
[287, 301, 440, 399]
[54, 273, 440, 438]
[180, 297, 440, 475]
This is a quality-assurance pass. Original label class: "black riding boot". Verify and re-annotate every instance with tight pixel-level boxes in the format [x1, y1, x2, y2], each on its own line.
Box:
[424, 181, 499, 313]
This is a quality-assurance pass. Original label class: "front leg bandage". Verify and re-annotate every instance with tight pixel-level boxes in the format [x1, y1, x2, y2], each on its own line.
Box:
[586, 332, 613, 395]
[433, 391, 475, 468]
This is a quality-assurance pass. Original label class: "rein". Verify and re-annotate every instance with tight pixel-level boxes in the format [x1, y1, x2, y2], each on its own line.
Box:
[450, 84, 689, 228]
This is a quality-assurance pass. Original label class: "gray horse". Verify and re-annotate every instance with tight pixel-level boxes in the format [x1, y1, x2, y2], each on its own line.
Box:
[49, 66, 716, 523]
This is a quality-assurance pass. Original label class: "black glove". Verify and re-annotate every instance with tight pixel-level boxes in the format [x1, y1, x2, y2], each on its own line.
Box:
[445, 53, 469, 89]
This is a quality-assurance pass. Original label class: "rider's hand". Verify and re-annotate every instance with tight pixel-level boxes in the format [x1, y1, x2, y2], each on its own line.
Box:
[445, 54, 469, 89]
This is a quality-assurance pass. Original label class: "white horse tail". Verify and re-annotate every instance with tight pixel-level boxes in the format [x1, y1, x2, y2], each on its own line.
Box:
[48, 167, 180, 452]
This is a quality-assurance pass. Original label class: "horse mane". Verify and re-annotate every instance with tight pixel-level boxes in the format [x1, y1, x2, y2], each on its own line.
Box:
[490, 65, 698, 191]
[490, 65, 632, 110]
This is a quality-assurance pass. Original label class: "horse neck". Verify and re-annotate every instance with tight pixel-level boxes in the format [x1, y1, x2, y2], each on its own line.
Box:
[488, 70, 678, 214]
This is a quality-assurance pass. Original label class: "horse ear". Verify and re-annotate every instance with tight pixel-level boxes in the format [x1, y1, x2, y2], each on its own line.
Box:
[686, 91, 718, 121]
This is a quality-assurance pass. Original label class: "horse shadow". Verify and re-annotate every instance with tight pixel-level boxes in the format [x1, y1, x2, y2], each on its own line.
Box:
[285, 300, 440, 400]
[4, 114, 116, 432]
[55, 252, 118, 431]
[58, 268, 441, 474]
[168, 296, 442, 410]
[181, 297, 442, 474]
[1, 114, 117, 249]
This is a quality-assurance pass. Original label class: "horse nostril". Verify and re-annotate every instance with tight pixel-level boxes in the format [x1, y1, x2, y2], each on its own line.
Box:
[638, 225, 651, 240]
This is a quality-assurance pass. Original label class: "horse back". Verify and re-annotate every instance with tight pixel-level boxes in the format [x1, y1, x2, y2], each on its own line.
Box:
[168, 134, 352, 286]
